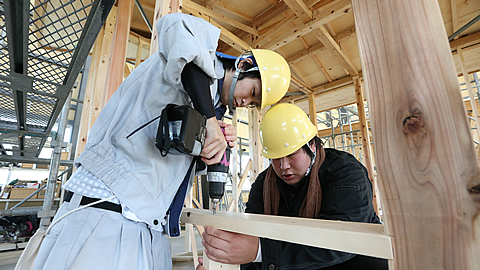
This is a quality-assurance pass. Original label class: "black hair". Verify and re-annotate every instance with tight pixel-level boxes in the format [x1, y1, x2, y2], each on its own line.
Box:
[301, 136, 323, 158]
[218, 57, 261, 81]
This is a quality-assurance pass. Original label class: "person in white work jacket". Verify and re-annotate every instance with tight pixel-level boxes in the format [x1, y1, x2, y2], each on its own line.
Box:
[27, 13, 291, 270]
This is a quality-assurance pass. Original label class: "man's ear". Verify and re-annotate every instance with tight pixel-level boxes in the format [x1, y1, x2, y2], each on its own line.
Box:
[237, 58, 254, 70]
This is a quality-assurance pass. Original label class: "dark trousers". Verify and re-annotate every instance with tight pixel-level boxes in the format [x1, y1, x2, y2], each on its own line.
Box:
[322, 255, 388, 270]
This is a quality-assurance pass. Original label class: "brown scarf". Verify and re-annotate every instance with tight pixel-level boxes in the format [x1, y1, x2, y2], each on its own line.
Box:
[263, 143, 325, 218]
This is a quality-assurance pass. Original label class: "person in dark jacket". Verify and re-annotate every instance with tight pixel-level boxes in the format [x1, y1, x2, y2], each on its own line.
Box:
[198, 103, 388, 270]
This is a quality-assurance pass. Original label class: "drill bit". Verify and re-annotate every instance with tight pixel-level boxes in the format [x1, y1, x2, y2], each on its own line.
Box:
[212, 200, 218, 215]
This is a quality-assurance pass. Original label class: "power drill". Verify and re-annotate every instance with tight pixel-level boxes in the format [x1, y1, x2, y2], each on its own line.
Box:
[207, 145, 231, 215]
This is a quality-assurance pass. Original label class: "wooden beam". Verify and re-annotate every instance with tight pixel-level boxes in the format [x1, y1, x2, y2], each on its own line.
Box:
[183, 0, 259, 36]
[290, 72, 312, 94]
[180, 208, 393, 259]
[308, 93, 317, 125]
[227, 159, 252, 212]
[183, 7, 249, 52]
[459, 47, 480, 140]
[352, 0, 480, 268]
[91, 6, 117, 125]
[253, 0, 351, 50]
[252, 1, 287, 28]
[283, 0, 313, 22]
[149, 0, 182, 56]
[450, 31, 480, 50]
[353, 78, 379, 214]
[105, 0, 134, 103]
[286, 26, 356, 65]
[76, 26, 105, 157]
[313, 26, 358, 76]
[248, 108, 264, 183]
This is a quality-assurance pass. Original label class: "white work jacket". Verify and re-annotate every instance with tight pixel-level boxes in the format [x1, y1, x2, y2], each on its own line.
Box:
[75, 13, 222, 231]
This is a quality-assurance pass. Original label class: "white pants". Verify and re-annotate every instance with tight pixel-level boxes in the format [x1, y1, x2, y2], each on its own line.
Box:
[33, 193, 172, 270]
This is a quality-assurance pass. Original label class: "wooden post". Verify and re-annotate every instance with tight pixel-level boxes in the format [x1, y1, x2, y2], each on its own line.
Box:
[104, 0, 134, 103]
[248, 108, 264, 183]
[458, 47, 480, 143]
[76, 6, 117, 157]
[352, 0, 480, 269]
[228, 159, 252, 212]
[231, 111, 239, 212]
[308, 93, 317, 126]
[353, 78, 380, 214]
[149, 0, 183, 56]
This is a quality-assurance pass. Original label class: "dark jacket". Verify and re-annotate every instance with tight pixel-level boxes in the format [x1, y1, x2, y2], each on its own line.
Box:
[242, 148, 384, 270]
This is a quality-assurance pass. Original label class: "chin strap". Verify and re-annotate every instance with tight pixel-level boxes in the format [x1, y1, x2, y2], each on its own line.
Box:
[305, 144, 317, 176]
[228, 68, 241, 115]
[227, 51, 259, 115]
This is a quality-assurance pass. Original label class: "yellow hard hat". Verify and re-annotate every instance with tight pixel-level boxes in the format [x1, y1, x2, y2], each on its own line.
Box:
[250, 49, 291, 108]
[260, 103, 317, 159]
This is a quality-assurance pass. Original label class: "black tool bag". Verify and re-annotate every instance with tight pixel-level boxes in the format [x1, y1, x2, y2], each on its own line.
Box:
[155, 104, 207, 157]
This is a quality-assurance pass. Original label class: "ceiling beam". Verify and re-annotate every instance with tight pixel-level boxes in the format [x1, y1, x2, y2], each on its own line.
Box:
[286, 26, 355, 64]
[450, 30, 480, 49]
[252, 0, 351, 50]
[313, 25, 358, 76]
[283, 0, 313, 22]
[183, 0, 259, 36]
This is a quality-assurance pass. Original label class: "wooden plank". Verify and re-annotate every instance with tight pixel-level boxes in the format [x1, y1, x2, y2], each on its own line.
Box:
[295, 85, 356, 114]
[182, 6, 249, 53]
[253, 0, 351, 50]
[76, 26, 104, 157]
[353, 78, 379, 214]
[180, 208, 393, 259]
[459, 47, 480, 141]
[91, 6, 117, 123]
[308, 93, 317, 125]
[105, 0, 134, 103]
[183, 0, 259, 36]
[290, 74, 312, 94]
[352, 0, 480, 269]
[248, 108, 264, 183]
[286, 26, 356, 65]
[283, 0, 313, 22]
[251, 1, 287, 28]
[227, 159, 252, 212]
[313, 26, 358, 76]
[450, 31, 480, 50]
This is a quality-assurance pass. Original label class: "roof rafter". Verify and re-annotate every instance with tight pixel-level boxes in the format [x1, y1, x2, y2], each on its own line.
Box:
[313, 25, 358, 76]
[183, 0, 259, 36]
[252, 0, 352, 50]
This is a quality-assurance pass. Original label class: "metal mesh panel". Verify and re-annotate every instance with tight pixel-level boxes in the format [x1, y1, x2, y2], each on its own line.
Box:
[26, 92, 56, 130]
[0, 80, 16, 127]
[0, 132, 18, 146]
[0, 9, 10, 76]
[28, 0, 93, 84]
[33, 79, 58, 95]
[24, 135, 42, 156]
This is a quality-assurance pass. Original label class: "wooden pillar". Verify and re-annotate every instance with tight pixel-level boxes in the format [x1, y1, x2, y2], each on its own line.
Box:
[458, 48, 480, 143]
[76, 6, 117, 157]
[149, 0, 183, 56]
[308, 93, 317, 126]
[248, 108, 264, 183]
[352, 0, 480, 269]
[231, 112, 239, 212]
[353, 78, 379, 214]
[104, 0, 134, 103]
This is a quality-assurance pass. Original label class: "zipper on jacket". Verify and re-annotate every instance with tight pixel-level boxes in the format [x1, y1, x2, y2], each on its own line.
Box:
[126, 115, 161, 139]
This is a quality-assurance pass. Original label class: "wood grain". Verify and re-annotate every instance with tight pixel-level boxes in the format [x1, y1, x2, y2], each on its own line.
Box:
[352, 0, 480, 268]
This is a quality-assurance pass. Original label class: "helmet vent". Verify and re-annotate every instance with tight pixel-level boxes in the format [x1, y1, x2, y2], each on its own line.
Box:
[284, 143, 289, 147]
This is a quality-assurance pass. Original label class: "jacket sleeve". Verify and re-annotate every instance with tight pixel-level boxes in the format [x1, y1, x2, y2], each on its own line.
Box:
[245, 156, 377, 269]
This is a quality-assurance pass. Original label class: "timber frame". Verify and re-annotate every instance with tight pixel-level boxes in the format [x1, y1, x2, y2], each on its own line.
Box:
[3, 0, 479, 269]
